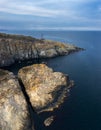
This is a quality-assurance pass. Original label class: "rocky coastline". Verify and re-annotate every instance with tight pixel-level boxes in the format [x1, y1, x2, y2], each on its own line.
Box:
[0, 33, 83, 67]
[0, 69, 34, 130]
[0, 33, 83, 130]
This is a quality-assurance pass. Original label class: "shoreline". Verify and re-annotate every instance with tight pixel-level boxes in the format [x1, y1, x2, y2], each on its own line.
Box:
[0, 32, 84, 67]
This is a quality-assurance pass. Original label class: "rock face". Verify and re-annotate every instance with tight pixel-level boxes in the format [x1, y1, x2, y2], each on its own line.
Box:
[18, 64, 73, 113]
[0, 33, 82, 67]
[0, 69, 34, 130]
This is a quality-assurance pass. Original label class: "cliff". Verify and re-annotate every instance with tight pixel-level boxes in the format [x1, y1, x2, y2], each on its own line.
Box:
[0, 33, 83, 67]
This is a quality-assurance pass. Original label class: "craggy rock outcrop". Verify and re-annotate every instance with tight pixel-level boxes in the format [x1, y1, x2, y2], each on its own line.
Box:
[44, 116, 55, 126]
[0, 33, 83, 67]
[18, 64, 73, 113]
[0, 69, 34, 130]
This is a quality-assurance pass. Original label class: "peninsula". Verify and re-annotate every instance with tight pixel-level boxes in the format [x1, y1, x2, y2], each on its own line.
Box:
[0, 33, 83, 67]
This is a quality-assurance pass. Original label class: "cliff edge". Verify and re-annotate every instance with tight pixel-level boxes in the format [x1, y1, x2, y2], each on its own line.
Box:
[0, 33, 83, 67]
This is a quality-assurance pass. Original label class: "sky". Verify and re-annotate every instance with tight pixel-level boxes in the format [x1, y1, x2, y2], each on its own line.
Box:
[0, 0, 101, 30]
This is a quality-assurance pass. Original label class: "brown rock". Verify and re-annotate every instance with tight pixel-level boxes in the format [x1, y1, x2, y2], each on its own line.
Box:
[18, 64, 73, 113]
[0, 69, 34, 130]
[44, 116, 55, 126]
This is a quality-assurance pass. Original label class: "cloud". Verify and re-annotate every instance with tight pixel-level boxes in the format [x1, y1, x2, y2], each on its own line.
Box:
[0, 0, 100, 19]
[0, 0, 101, 30]
[0, 0, 65, 17]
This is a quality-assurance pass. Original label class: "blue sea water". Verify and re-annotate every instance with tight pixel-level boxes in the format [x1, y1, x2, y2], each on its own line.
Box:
[1, 30, 101, 130]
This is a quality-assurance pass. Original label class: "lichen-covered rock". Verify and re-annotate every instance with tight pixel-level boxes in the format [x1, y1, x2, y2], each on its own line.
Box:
[0, 69, 34, 130]
[18, 64, 73, 113]
[0, 33, 83, 67]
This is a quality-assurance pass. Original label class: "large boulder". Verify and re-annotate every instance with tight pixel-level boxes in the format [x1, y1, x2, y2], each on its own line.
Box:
[0, 69, 34, 130]
[18, 64, 73, 113]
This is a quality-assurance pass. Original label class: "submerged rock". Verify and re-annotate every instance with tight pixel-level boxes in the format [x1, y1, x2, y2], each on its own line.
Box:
[18, 64, 73, 113]
[0, 33, 83, 67]
[0, 69, 34, 130]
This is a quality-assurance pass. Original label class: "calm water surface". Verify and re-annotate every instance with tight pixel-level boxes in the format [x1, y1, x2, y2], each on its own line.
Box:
[2, 30, 101, 130]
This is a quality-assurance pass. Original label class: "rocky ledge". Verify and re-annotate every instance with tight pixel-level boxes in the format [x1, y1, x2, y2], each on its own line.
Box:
[0, 33, 83, 67]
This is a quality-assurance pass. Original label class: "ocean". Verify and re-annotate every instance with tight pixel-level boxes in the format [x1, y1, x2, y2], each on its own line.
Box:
[1, 30, 101, 130]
